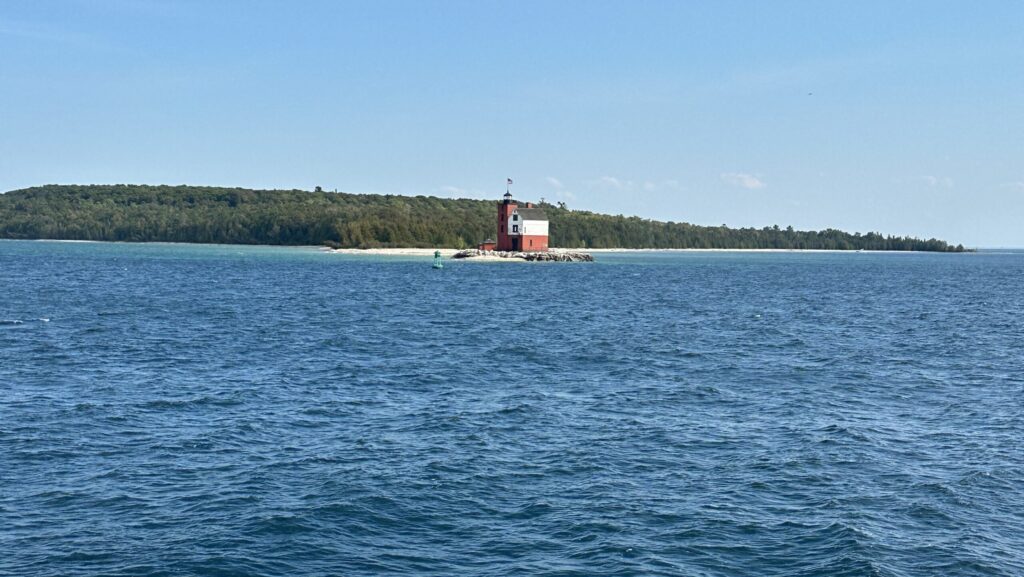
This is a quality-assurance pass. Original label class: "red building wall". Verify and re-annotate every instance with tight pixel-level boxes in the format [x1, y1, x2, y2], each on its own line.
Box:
[496, 201, 517, 251]
[521, 235, 548, 252]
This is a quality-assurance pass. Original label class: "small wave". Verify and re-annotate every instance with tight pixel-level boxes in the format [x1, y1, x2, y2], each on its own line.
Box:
[244, 514, 316, 536]
[141, 396, 244, 410]
[904, 501, 956, 522]
[817, 424, 872, 443]
[496, 403, 536, 415]
[957, 469, 1013, 490]
[913, 481, 959, 499]
[0, 319, 24, 325]
[508, 501, 555, 520]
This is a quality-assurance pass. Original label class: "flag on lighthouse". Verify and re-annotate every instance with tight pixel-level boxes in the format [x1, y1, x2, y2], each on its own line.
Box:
[507, 178, 513, 185]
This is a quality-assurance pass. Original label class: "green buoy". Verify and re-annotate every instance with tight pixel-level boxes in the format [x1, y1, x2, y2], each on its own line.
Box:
[432, 250, 444, 269]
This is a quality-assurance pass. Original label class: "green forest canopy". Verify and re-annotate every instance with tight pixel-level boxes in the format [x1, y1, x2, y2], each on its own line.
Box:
[0, 184, 966, 252]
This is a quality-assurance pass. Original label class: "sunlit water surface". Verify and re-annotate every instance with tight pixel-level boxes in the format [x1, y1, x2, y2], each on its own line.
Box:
[2, 241, 1023, 576]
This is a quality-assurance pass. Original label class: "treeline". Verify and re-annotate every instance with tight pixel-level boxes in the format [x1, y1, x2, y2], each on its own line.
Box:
[0, 184, 966, 252]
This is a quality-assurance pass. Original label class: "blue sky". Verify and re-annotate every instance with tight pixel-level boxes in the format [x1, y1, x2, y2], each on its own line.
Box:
[2, 1, 1022, 246]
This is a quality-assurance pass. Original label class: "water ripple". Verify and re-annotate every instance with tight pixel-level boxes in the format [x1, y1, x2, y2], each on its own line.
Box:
[1, 242, 1023, 576]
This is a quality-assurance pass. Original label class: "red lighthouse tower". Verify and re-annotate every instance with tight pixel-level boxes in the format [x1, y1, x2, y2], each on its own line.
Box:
[496, 191, 517, 251]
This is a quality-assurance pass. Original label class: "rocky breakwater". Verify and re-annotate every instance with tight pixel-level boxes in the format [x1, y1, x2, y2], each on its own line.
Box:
[452, 249, 594, 262]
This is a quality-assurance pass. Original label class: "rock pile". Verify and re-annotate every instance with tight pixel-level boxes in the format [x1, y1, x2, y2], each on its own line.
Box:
[452, 249, 594, 262]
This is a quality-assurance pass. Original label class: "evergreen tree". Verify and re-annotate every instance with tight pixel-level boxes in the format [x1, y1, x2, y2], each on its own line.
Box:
[0, 184, 968, 252]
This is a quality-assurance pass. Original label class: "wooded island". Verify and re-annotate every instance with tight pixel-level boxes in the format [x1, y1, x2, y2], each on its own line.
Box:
[0, 185, 966, 252]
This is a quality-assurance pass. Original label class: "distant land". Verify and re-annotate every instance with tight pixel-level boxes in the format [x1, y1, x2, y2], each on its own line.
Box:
[0, 185, 966, 252]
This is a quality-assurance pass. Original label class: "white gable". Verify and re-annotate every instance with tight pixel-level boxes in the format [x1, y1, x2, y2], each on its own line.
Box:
[508, 210, 548, 237]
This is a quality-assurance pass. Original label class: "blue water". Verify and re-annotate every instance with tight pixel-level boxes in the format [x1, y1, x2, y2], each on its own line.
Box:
[2, 240, 1023, 576]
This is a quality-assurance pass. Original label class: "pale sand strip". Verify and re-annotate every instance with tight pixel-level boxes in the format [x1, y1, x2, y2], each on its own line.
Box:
[586, 248, 873, 253]
[326, 248, 461, 256]
[325, 248, 525, 261]
[326, 247, 889, 256]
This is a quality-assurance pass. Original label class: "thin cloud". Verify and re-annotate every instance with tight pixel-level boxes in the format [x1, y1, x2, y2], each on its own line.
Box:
[916, 175, 954, 188]
[642, 180, 680, 192]
[544, 177, 577, 201]
[721, 172, 766, 190]
[597, 176, 630, 189]
[0, 18, 109, 49]
[587, 176, 681, 192]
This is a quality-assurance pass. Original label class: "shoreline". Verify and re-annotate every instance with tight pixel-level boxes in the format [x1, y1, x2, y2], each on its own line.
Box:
[326, 247, 948, 256]
[2, 239, 984, 253]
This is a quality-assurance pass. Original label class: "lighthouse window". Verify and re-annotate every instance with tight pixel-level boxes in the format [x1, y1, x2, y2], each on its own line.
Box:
[513, 214, 518, 221]
[512, 225, 519, 233]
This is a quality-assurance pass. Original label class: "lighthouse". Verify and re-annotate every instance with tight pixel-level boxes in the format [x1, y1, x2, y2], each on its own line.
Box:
[495, 191, 549, 252]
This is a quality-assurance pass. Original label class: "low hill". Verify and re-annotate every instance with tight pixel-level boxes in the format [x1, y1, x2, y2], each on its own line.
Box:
[0, 184, 965, 251]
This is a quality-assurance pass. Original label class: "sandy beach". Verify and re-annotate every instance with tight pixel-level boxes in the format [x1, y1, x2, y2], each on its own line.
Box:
[324, 247, 898, 256]
[325, 247, 461, 256]
[325, 247, 525, 261]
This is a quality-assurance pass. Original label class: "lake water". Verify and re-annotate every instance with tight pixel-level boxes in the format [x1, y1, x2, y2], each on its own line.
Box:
[2, 240, 1023, 576]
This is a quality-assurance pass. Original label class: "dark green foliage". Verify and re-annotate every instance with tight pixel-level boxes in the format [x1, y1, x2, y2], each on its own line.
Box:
[0, 184, 966, 252]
